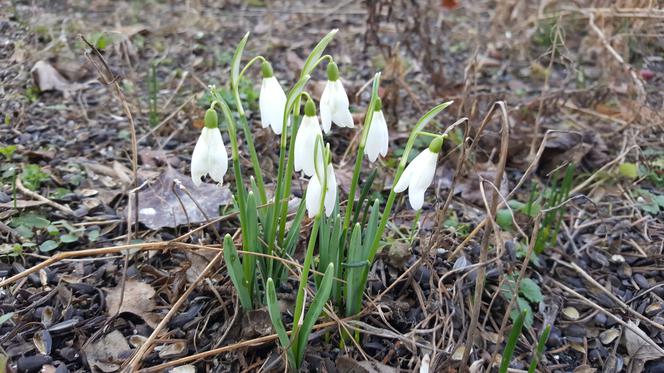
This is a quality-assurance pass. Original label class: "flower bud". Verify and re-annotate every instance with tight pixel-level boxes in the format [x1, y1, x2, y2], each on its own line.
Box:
[304, 97, 316, 117]
[261, 61, 274, 78]
[204, 108, 218, 129]
[374, 97, 382, 112]
[326, 61, 339, 82]
[428, 135, 445, 153]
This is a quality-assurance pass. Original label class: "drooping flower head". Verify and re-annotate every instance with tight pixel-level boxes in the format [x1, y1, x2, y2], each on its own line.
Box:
[305, 141, 337, 218]
[364, 97, 389, 163]
[393, 135, 444, 210]
[259, 61, 288, 135]
[294, 98, 324, 177]
[191, 108, 229, 187]
[320, 61, 354, 133]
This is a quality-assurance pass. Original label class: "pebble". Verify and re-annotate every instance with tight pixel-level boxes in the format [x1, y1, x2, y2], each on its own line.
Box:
[594, 312, 607, 326]
[634, 273, 650, 289]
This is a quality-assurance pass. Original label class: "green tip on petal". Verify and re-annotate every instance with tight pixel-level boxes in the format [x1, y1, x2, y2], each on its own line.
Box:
[374, 97, 382, 112]
[204, 108, 218, 129]
[428, 135, 445, 153]
[261, 61, 273, 78]
[304, 97, 316, 117]
[326, 61, 339, 81]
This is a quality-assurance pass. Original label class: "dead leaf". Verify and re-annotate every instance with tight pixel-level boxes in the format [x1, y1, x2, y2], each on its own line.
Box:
[31, 60, 76, 95]
[129, 168, 232, 229]
[82, 330, 130, 372]
[105, 279, 160, 328]
[623, 320, 664, 363]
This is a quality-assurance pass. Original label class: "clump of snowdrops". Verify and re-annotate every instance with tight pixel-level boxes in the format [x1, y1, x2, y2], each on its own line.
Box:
[190, 30, 452, 370]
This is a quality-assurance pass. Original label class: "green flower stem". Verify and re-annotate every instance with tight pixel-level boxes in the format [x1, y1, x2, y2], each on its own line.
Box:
[211, 99, 251, 294]
[238, 55, 266, 85]
[350, 101, 454, 315]
[291, 145, 329, 344]
[342, 72, 381, 235]
[418, 131, 441, 138]
[238, 114, 268, 205]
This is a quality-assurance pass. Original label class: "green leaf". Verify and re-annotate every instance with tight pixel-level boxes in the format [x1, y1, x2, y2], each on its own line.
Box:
[0, 145, 16, 160]
[500, 309, 527, 373]
[301, 29, 338, 78]
[528, 324, 551, 373]
[39, 240, 59, 252]
[519, 277, 543, 303]
[222, 234, 252, 310]
[297, 263, 334, 365]
[511, 297, 533, 328]
[87, 229, 100, 242]
[507, 199, 526, 211]
[265, 278, 296, 368]
[243, 192, 258, 299]
[230, 32, 250, 89]
[0, 312, 14, 325]
[60, 234, 79, 243]
[345, 224, 364, 316]
[11, 213, 50, 229]
[14, 225, 34, 239]
[619, 162, 638, 179]
[496, 208, 513, 230]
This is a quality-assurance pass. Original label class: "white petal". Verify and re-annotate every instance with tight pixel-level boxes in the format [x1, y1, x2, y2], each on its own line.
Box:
[260, 77, 288, 135]
[409, 149, 438, 193]
[330, 80, 354, 128]
[365, 111, 389, 163]
[258, 79, 271, 129]
[294, 116, 322, 176]
[305, 174, 322, 218]
[408, 183, 426, 210]
[323, 164, 337, 217]
[191, 129, 210, 187]
[320, 82, 333, 133]
[394, 161, 415, 193]
[205, 128, 228, 183]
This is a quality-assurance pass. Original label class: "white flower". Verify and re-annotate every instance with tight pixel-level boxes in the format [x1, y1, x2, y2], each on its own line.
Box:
[393, 148, 438, 210]
[364, 109, 389, 162]
[306, 163, 337, 218]
[320, 62, 354, 133]
[191, 126, 228, 187]
[294, 104, 324, 177]
[259, 76, 288, 135]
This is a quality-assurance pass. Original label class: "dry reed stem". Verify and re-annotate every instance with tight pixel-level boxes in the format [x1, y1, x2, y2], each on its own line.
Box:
[460, 101, 510, 369]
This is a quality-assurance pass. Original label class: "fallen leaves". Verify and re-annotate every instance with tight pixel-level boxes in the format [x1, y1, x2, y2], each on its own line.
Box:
[105, 279, 160, 328]
[82, 330, 131, 372]
[31, 60, 80, 97]
[130, 168, 232, 229]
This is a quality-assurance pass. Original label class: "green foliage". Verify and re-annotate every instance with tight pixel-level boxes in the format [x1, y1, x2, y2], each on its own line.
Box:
[618, 162, 638, 179]
[0, 145, 16, 160]
[632, 188, 664, 215]
[265, 263, 335, 370]
[499, 309, 527, 373]
[528, 324, 551, 373]
[21, 164, 50, 190]
[500, 273, 542, 328]
[148, 62, 159, 127]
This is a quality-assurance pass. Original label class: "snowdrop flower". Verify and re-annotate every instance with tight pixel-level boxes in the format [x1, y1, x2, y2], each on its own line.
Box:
[191, 108, 228, 187]
[364, 98, 389, 163]
[320, 61, 354, 133]
[306, 163, 337, 218]
[259, 61, 288, 135]
[393, 136, 444, 210]
[294, 98, 324, 177]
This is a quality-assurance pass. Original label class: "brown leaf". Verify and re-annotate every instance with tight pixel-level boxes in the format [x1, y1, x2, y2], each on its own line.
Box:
[31, 60, 75, 94]
[128, 168, 232, 229]
[623, 320, 664, 363]
[82, 330, 130, 373]
[105, 279, 159, 328]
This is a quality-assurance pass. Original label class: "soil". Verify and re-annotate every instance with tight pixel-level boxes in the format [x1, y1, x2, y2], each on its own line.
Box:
[1, 1, 663, 372]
